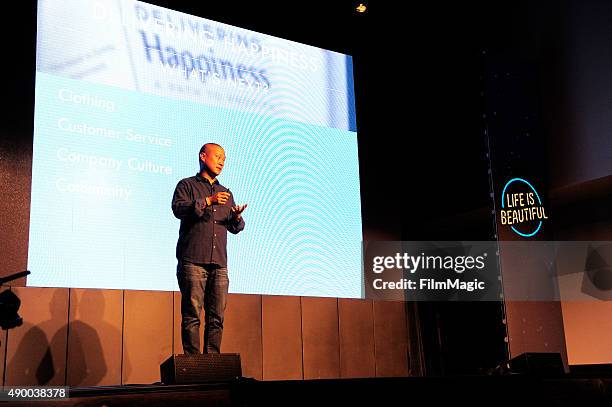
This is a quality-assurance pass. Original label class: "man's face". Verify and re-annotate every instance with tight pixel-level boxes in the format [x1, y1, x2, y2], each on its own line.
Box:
[200, 145, 226, 176]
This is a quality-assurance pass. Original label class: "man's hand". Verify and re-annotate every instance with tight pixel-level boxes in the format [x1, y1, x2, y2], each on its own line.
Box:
[231, 204, 248, 220]
[207, 191, 231, 206]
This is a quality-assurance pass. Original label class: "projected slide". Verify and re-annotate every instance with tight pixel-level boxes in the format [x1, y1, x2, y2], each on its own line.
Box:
[29, 0, 362, 297]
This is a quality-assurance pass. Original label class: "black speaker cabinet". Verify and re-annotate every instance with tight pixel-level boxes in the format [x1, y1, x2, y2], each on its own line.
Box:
[509, 352, 565, 376]
[160, 353, 242, 384]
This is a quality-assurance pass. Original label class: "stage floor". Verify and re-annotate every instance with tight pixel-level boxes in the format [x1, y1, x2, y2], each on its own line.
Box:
[5, 375, 612, 406]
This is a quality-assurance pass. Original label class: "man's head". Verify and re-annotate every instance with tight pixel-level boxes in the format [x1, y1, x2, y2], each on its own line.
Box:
[199, 143, 225, 177]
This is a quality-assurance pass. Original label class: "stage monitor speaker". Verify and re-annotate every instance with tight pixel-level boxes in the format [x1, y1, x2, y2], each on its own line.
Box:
[160, 353, 242, 384]
[509, 352, 564, 376]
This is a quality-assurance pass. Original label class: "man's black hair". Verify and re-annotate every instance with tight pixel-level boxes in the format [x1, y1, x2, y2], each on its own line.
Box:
[199, 143, 222, 156]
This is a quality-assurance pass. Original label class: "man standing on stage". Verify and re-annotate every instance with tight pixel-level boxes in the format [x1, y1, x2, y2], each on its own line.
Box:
[171, 143, 247, 354]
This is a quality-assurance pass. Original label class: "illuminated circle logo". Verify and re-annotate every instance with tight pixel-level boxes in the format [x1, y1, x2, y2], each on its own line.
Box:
[500, 178, 548, 237]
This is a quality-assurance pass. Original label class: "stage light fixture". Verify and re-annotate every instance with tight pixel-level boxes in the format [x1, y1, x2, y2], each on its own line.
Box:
[0, 290, 22, 330]
[0, 271, 30, 330]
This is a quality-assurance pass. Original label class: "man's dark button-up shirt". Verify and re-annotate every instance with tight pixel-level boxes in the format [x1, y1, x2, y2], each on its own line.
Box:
[172, 173, 245, 267]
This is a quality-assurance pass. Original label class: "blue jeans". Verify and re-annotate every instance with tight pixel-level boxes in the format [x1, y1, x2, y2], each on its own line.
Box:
[176, 261, 229, 354]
